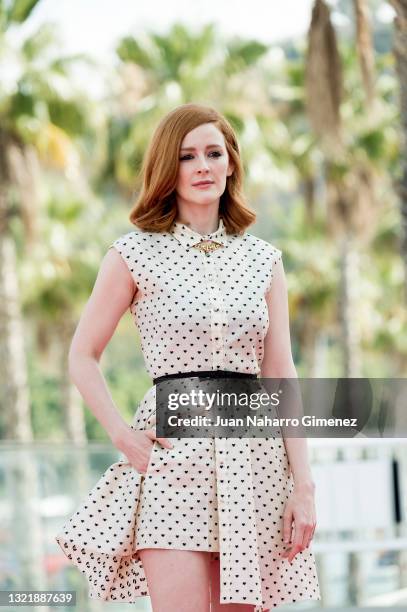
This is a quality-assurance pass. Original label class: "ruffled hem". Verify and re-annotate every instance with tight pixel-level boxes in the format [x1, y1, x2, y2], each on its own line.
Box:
[55, 460, 150, 602]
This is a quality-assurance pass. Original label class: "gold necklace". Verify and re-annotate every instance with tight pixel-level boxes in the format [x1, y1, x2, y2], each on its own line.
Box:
[192, 240, 224, 254]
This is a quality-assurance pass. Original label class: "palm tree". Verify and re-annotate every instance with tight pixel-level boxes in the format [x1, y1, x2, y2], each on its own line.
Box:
[305, 1, 404, 603]
[385, 1, 407, 589]
[0, 1, 95, 438]
[0, 2, 97, 604]
[304, 0, 397, 378]
[389, 0, 407, 302]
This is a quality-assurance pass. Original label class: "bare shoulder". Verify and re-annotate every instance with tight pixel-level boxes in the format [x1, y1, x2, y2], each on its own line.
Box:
[102, 247, 137, 292]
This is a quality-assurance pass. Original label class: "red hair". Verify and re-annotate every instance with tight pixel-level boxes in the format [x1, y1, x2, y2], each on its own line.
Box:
[129, 103, 256, 234]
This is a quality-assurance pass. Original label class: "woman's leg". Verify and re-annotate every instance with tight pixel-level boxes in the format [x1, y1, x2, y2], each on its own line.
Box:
[138, 548, 211, 612]
[209, 557, 269, 611]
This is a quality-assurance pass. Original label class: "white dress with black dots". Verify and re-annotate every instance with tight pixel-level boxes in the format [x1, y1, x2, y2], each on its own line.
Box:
[55, 218, 321, 610]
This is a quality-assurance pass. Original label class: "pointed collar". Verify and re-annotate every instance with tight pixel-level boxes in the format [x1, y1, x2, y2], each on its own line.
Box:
[169, 217, 229, 250]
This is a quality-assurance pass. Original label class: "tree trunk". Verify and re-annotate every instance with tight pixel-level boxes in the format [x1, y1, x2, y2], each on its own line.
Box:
[338, 234, 362, 377]
[389, 0, 407, 302]
[353, 0, 376, 107]
[0, 236, 50, 611]
[0, 132, 49, 611]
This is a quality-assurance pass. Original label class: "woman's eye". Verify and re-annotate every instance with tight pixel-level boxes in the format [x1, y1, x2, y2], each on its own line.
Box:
[179, 151, 222, 161]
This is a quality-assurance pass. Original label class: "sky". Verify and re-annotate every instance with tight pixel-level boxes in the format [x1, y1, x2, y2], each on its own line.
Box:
[5, 0, 314, 98]
[7, 0, 395, 99]
[27, 0, 316, 58]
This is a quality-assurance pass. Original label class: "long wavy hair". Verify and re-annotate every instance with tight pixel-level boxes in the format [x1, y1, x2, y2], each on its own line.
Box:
[129, 103, 256, 234]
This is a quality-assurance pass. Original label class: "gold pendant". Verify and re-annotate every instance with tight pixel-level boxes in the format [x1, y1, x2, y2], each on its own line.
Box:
[192, 240, 224, 254]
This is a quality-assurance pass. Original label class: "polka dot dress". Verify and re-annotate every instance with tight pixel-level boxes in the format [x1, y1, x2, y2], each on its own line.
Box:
[55, 218, 321, 610]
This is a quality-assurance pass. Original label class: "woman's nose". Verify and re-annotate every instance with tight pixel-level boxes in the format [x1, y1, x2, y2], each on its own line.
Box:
[196, 155, 210, 171]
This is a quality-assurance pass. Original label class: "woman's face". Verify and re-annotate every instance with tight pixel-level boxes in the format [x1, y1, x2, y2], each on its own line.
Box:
[175, 123, 234, 209]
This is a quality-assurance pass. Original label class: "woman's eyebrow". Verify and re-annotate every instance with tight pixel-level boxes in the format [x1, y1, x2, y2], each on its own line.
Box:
[180, 144, 223, 151]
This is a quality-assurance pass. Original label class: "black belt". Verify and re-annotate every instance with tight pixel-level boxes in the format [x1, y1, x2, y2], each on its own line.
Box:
[153, 369, 258, 386]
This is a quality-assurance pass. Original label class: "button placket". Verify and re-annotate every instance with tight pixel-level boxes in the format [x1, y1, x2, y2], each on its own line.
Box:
[202, 253, 226, 369]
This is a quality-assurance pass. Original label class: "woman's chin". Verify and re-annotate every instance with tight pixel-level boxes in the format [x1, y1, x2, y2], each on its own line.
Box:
[188, 192, 221, 206]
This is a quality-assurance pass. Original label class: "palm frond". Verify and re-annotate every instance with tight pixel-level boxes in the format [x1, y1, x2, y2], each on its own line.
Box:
[305, 0, 344, 156]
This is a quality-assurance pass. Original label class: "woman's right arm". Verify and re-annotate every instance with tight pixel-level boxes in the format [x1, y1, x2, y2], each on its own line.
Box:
[68, 247, 171, 473]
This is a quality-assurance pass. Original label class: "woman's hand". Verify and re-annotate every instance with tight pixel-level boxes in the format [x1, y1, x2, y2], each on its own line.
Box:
[112, 420, 173, 475]
[281, 482, 316, 563]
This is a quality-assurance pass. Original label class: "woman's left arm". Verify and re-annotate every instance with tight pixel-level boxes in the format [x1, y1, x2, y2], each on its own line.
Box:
[261, 255, 316, 560]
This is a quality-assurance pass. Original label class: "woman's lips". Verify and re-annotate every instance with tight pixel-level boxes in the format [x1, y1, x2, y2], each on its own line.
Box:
[193, 182, 214, 189]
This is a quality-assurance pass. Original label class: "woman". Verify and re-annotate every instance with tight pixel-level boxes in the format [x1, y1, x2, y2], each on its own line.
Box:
[56, 103, 321, 612]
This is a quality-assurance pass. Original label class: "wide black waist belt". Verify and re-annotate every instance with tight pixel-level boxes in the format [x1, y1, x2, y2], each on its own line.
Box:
[153, 369, 258, 386]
